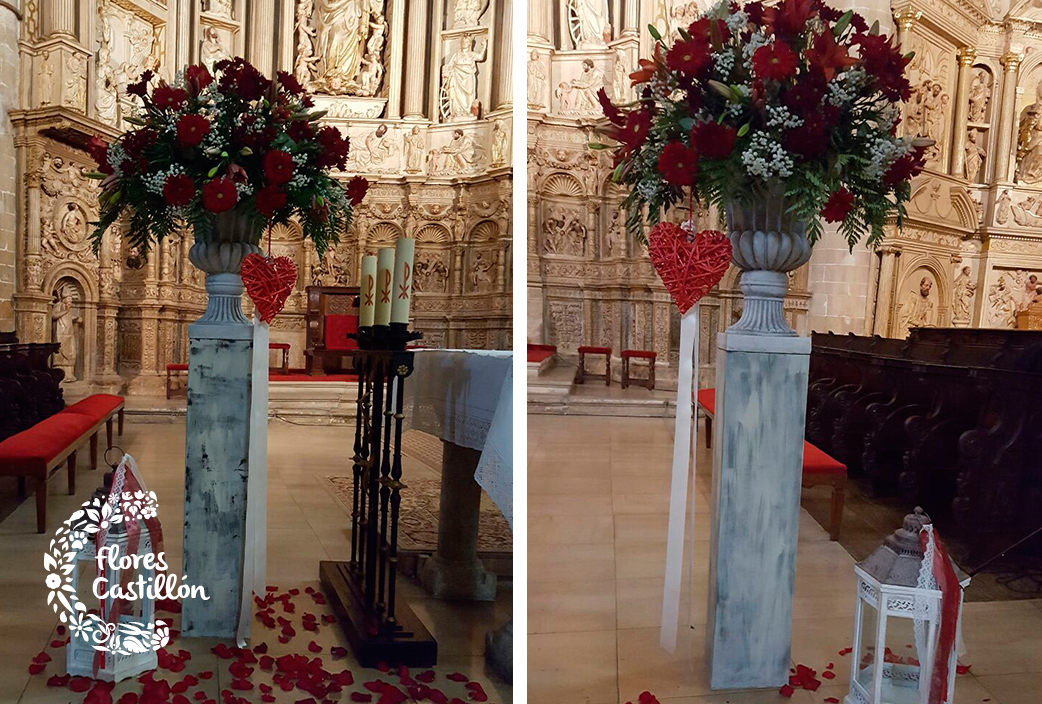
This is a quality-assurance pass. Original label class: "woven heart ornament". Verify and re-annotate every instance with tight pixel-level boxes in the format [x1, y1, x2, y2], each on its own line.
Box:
[648, 223, 732, 314]
[241, 252, 297, 324]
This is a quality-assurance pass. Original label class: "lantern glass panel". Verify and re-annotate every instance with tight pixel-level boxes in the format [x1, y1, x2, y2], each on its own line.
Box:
[881, 614, 921, 704]
[855, 599, 878, 692]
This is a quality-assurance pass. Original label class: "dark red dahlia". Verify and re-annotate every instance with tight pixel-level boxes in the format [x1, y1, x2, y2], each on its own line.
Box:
[597, 88, 625, 126]
[184, 64, 213, 96]
[127, 70, 153, 98]
[745, 1, 766, 25]
[315, 126, 350, 170]
[821, 187, 854, 223]
[657, 141, 699, 187]
[666, 37, 712, 76]
[287, 119, 315, 143]
[782, 68, 828, 115]
[264, 150, 295, 186]
[691, 121, 737, 159]
[256, 185, 288, 217]
[176, 114, 210, 147]
[163, 174, 196, 207]
[854, 33, 912, 102]
[88, 135, 114, 175]
[883, 147, 926, 187]
[752, 42, 798, 81]
[346, 176, 369, 206]
[201, 177, 237, 213]
[277, 71, 304, 95]
[153, 84, 188, 110]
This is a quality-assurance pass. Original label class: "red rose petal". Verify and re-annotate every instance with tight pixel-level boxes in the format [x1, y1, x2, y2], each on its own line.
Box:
[839, 647, 853, 656]
[195, 693, 207, 701]
[446, 673, 468, 682]
[416, 670, 435, 683]
[118, 695, 140, 704]
[231, 678, 253, 690]
[825, 699, 840, 703]
[822, 670, 836, 680]
[779, 684, 795, 697]
[957, 663, 972, 675]
[46, 673, 70, 687]
[70, 677, 92, 692]
[466, 682, 488, 702]
[308, 641, 323, 653]
[27, 663, 44, 675]
[261, 696, 276, 703]
[350, 696, 372, 703]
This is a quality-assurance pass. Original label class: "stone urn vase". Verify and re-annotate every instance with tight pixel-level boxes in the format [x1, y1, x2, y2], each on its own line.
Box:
[724, 186, 813, 337]
[188, 211, 263, 330]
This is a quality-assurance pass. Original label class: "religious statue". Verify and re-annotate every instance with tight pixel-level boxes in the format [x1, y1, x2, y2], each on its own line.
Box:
[490, 122, 508, 167]
[428, 129, 485, 175]
[900, 276, 936, 334]
[964, 130, 985, 182]
[996, 189, 1011, 225]
[542, 208, 587, 256]
[568, 0, 610, 49]
[315, 0, 367, 93]
[968, 68, 990, 123]
[612, 49, 627, 101]
[60, 205, 88, 246]
[952, 265, 976, 323]
[527, 51, 546, 109]
[908, 80, 945, 153]
[453, 0, 488, 27]
[51, 286, 80, 381]
[356, 5, 386, 95]
[207, 0, 233, 18]
[557, 59, 605, 115]
[414, 253, 449, 292]
[354, 123, 397, 170]
[201, 26, 231, 72]
[404, 126, 425, 173]
[1017, 82, 1042, 184]
[987, 277, 1017, 328]
[39, 53, 54, 107]
[1011, 194, 1042, 227]
[295, 0, 320, 87]
[470, 252, 496, 292]
[667, 0, 701, 38]
[95, 2, 120, 126]
[441, 35, 487, 122]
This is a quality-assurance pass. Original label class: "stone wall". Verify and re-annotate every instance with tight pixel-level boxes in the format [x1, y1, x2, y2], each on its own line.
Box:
[0, 0, 20, 331]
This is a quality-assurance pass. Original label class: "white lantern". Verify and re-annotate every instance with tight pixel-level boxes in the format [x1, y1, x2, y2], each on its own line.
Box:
[846, 509, 970, 704]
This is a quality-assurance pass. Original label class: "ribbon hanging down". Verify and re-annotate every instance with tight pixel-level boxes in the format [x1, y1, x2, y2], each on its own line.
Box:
[659, 307, 700, 653]
[237, 315, 270, 647]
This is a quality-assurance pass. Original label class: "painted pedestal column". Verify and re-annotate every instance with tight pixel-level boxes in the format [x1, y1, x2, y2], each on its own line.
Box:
[181, 224, 261, 638]
[706, 198, 812, 689]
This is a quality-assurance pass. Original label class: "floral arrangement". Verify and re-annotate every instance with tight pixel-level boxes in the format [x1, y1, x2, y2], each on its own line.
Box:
[88, 58, 368, 255]
[595, 0, 928, 248]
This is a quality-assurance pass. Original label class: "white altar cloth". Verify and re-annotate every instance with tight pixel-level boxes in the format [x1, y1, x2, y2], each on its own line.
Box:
[404, 349, 513, 528]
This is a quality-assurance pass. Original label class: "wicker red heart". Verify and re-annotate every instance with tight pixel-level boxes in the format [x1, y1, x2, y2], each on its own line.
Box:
[241, 252, 297, 324]
[648, 223, 731, 314]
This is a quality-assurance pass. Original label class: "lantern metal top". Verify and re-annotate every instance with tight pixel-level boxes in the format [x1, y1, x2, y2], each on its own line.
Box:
[858, 507, 939, 588]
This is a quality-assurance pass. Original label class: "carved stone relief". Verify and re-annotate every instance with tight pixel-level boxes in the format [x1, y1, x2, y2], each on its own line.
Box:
[986, 269, 1042, 328]
[897, 270, 940, 336]
[295, 0, 388, 97]
[440, 34, 487, 121]
[556, 59, 605, 116]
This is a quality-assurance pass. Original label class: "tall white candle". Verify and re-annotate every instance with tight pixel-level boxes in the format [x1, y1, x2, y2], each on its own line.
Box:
[359, 255, 377, 327]
[375, 248, 395, 326]
[390, 238, 416, 324]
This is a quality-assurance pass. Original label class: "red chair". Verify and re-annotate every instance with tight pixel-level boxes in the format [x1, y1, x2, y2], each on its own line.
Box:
[576, 346, 611, 386]
[305, 285, 360, 375]
[621, 350, 656, 390]
[697, 388, 846, 541]
[269, 342, 291, 375]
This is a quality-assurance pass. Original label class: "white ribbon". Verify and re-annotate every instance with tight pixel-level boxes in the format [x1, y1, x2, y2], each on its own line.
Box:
[237, 316, 269, 647]
[660, 307, 700, 652]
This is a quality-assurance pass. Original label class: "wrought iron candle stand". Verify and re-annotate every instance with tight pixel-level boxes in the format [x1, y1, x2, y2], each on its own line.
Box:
[320, 322, 437, 667]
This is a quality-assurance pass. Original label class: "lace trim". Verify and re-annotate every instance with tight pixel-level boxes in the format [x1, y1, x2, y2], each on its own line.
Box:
[475, 444, 512, 530]
[403, 401, 494, 452]
[915, 525, 939, 704]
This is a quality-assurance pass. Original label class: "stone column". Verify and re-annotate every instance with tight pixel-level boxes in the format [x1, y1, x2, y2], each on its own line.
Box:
[892, 10, 920, 52]
[493, 0, 511, 112]
[871, 247, 900, 336]
[0, 3, 19, 332]
[403, 0, 429, 120]
[622, 0, 638, 35]
[418, 442, 496, 600]
[528, 0, 550, 42]
[994, 52, 1022, 184]
[387, 0, 406, 118]
[248, 0, 277, 75]
[46, 0, 75, 37]
[950, 48, 976, 178]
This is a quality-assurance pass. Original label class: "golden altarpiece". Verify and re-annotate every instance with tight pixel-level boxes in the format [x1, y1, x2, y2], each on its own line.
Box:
[2, 0, 512, 395]
[527, 0, 1042, 387]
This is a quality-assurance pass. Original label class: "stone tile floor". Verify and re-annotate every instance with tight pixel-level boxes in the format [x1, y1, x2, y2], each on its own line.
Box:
[0, 420, 511, 704]
[528, 414, 1042, 704]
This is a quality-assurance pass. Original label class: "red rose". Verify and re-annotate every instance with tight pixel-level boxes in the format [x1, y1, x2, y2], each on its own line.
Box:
[597, 88, 625, 126]
[691, 121, 737, 159]
[316, 126, 349, 169]
[666, 37, 712, 76]
[153, 84, 188, 110]
[163, 174, 196, 207]
[184, 64, 213, 97]
[821, 187, 854, 223]
[127, 70, 153, 97]
[346, 176, 369, 206]
[256, 185, 287, 217]
[264, 150, 295, 185]
[176, 114, 210, 147]
[752, 42, 798, 81]
[657, 141, 699, 187]
[201, 177, 237, 213]
[287, 119, 315, 143]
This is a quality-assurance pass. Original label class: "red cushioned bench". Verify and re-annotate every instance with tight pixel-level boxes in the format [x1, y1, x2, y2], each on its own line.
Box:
[697, 388, 846, 541]
[621, 350, 656, 390]
[269, 342, 291, 375]
[166, 363, 188, 399]
[0, 394, 125, 533]
[576, 346, 611, 386]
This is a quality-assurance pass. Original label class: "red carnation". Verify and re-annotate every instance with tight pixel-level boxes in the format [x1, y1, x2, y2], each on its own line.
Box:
[597, 88, 625, 126]
[176, 114, 210, 147]
[666, 37, 712, 76]
[752, 42, 798, 81]
[256, 185, 287, 217]
[316, 126, 350, 169]
[691, 121, 737, 159]
[201, 177, 237, 213]
[127, 70, 153, 97]
[184, 64, 213, 96]
[657, 141, 699, 187]
[346, 176, 369, 206]
[264, 150, 295, 186]
[278, 70, 304, 95]
[821, 187, 854, 223]
[153, 84, 188, 110]
[287, 119, 315, 143]
[163, 174, 196, 207]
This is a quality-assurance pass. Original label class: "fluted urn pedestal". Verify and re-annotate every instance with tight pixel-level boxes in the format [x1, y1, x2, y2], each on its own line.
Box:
[706, 193, 813, 689]
[182, 212, 262, 639]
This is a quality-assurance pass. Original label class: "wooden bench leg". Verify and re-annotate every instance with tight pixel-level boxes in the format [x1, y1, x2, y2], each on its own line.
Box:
[829, 482, 845, 542]
[166, 370, 171, 399]
[649, 360, 656, 390]
[622, 357, 629, 389]
[705, 415, 713, 449]
[36, 478, 47, 534]
[90, 432, 98, 470]
[605, 356, 611, 386]
[118, 408, 125, 436]
[576, 353, 586, 384]
[67, 451, 76, 495]
[106, 417, 113, 449]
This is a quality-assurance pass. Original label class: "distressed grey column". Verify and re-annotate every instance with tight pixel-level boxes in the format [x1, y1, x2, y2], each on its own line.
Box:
[403, 0, 429, 119]
[418, 442, 496, 600]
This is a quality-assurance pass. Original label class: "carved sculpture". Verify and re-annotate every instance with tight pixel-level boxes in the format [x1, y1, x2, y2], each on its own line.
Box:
[453, 0, 488, 27]
[351, 124, 398, 171]
[667, 0, 701, 38]
[556, 59, 605, 115]
[470, 252, 496, 292]
[899, 275, 936, 335]
[414, 252, 449, 292]
[428, 129, 486, 175]
[908, 80, 947, 160]
[986, 271, 1040, 328]
[542, 208, 587, 256]
[206, 0, 233, 18]
[296, 0, 388, 97]
[1011, 194, 1042, 227]
[441, 35, 487, 121]
[404, 126, 425, 173]
[51, 285, 80, 381]
[968, 68, 990, 123]
[1017, 82, 1042, 184]
[39, 52, 54, 107]
[964, 129, 985, 182]
[567, 0, 609, 48]
[527, 51, 546, 109]
[295, 0, 319, 86]
[952, 266, 976, 323]
[95, 1, 120, 126]
[201, 26, 231, 72]
[490, 122, 508, 167]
